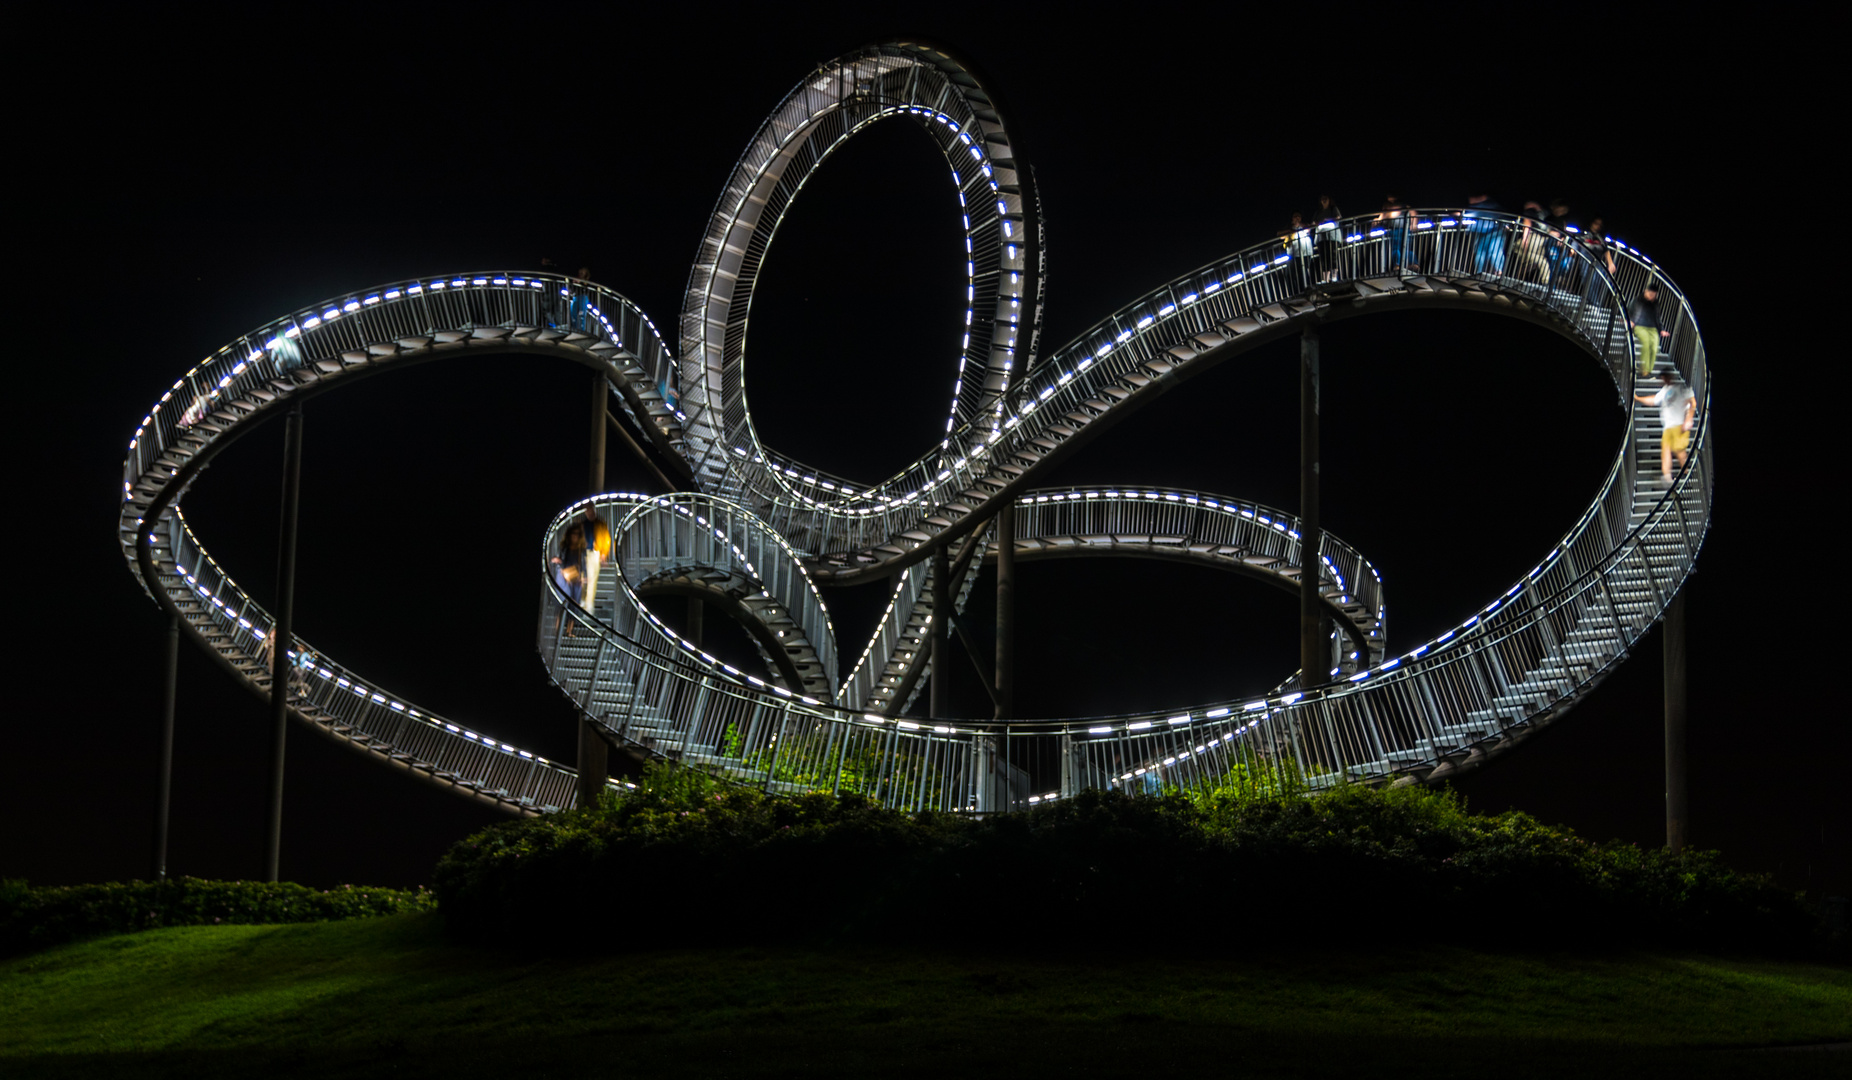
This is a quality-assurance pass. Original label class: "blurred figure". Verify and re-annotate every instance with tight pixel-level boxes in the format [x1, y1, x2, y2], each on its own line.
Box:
[1512, 201, 1553, 285]
[569, 266, 593, 332]
[1313, 195, 1344, 282]
[1634, 369, 1695, 482]
[1578, 216, 1618, 306]
[1376, 194, 1415, 272]
[1628, 281, 1671, 377]
[1281, 210, 1314, 292]
[552, 521, 587, 632]
[1465, 192, 1506, 275]
[579, 506, 612, 613]
[1545, 198, 1578, 284]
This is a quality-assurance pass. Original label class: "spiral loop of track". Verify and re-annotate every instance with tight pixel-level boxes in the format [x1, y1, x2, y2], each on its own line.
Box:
[121, 44, 1709, 813]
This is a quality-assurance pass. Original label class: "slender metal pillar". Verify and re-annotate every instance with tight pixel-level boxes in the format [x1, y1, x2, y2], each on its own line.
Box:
[686, 596, 704, 650]
[995, 501, 1015, 721]
[588, 372, 608, 494]
[264, 403, 303, 883]
[576, 708, 609, 811]
[1664, 589, 1688, 853]
[1299, 323, 1324, 686]
[578, 373, 611, 806]
[930, 544, 951, 718]
[152, 612, 179, 881]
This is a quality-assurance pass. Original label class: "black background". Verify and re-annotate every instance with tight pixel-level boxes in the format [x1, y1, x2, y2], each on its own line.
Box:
[8, 4, 1842, 901]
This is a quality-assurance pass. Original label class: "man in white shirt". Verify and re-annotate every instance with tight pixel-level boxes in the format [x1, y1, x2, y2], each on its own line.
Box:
[1633, 371, 1696, 483]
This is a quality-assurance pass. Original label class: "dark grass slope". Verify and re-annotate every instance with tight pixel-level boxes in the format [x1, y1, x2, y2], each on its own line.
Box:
[4, 915, 1849, 1080]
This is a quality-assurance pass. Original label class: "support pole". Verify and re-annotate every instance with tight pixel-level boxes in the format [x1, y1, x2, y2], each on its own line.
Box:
[995, 501, 1015, 721]
[1299, 323, 1324, 687]
[264, 402, 303, 883]
[588, 372, 607, 495]
[576, 702, 609, 811]
[1664, 588, 1688, 854]
[152, 612, 178, 881]
[687, 596, 704, 650]
[607, 410, 679, 494]
[578, 373, 611, 806]
[930, 544, 951, 718]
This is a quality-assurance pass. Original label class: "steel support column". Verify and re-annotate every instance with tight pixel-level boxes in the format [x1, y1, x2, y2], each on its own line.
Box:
[264, 402, 303, 883]
[152, 612, 178, 881]
[995, 500, 1015, 721]
[1299, 323, 1324, 687]
[588, 373, 608, 494]
[1664, 588, 1688, 854]
[930, 544, 951, 718]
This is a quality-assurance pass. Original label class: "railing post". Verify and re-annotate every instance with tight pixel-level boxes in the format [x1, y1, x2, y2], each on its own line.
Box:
[151, 612, 179, 881]
[264, 402, 303, 883]
[1664, 588, 1688, 854]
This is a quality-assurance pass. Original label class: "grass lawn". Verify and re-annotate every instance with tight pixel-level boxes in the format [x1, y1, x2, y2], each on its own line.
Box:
[2, 914, 1847, 1078]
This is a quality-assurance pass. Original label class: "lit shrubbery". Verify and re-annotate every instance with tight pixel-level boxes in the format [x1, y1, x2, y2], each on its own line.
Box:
[433, 767, 1831, 957]
[0, 877, 435, 956]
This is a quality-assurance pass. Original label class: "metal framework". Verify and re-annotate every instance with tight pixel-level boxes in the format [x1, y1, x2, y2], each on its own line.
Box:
[120, 44, 1711, 815]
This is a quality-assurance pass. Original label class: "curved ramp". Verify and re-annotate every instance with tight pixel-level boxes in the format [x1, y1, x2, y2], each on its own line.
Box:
[120, 44, 1711, 813]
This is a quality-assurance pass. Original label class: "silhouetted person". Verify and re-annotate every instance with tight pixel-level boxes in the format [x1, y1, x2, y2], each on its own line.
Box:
[1313, 195, 1344, 281]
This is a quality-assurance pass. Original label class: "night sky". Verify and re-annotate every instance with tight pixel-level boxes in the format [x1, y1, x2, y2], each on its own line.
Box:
[10, 7, 1841, 901]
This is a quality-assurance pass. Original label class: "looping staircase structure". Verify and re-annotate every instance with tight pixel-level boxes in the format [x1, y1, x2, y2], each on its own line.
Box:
[121, 42, 1711, 815]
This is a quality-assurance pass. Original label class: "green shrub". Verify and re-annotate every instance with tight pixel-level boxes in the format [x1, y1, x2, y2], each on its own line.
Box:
[432, 773, 1830, 958]
[0, 877, 435, 956]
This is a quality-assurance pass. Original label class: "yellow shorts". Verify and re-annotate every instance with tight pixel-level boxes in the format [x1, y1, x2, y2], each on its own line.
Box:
[1663, 426, 1689, 454]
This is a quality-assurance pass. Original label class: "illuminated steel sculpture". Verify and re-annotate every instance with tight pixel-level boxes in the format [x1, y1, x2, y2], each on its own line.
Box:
[120, 43, 1710, 814]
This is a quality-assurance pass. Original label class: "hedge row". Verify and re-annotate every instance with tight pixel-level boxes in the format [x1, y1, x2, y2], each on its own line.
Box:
[434, 772, 1832, 957]
[1, 877, 434, 956]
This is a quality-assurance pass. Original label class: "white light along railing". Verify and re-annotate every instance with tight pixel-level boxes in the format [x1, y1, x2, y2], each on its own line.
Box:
[147, 508, 579, 812]
[534, 217, 1710, 808]
[120, 209, 1709, 811]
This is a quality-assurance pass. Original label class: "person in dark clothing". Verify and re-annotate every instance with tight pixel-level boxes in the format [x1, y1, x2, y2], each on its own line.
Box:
[1281, 211, 1314, 292]
[1628, 282, 1670, 377]
[1578, 216, 1618, 307]
[552, 522, 588, 631]
[569, 267, 593, 332]
[1513, 201, 1552, 284]
[1376, 195, 1415, 272]
[1545, 198, 1579, 285]
[1466, 193, 1505, 274]
[1313, 194, 1344, 281]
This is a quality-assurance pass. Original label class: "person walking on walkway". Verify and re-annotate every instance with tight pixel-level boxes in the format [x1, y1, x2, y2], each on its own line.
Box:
[1376, 195, 1415, 272]
[1466, 193, 1506, 275]
[1634, 370, 1695, 483]
[1313, 195, 1344, 282]
[1628, 281, 1670, 376]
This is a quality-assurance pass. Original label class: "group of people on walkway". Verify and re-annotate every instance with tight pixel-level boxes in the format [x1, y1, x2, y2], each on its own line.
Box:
[1276, 193, 1621, 291]
[1277, 193, 1695, 478]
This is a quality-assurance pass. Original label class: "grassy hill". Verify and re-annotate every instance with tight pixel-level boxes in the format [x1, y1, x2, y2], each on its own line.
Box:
[3, 913, 1848, 1078]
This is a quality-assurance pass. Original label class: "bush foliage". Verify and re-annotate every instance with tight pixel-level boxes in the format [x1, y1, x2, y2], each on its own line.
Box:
[0, 877, 434, 956]
[434, 766, 1830, 956]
